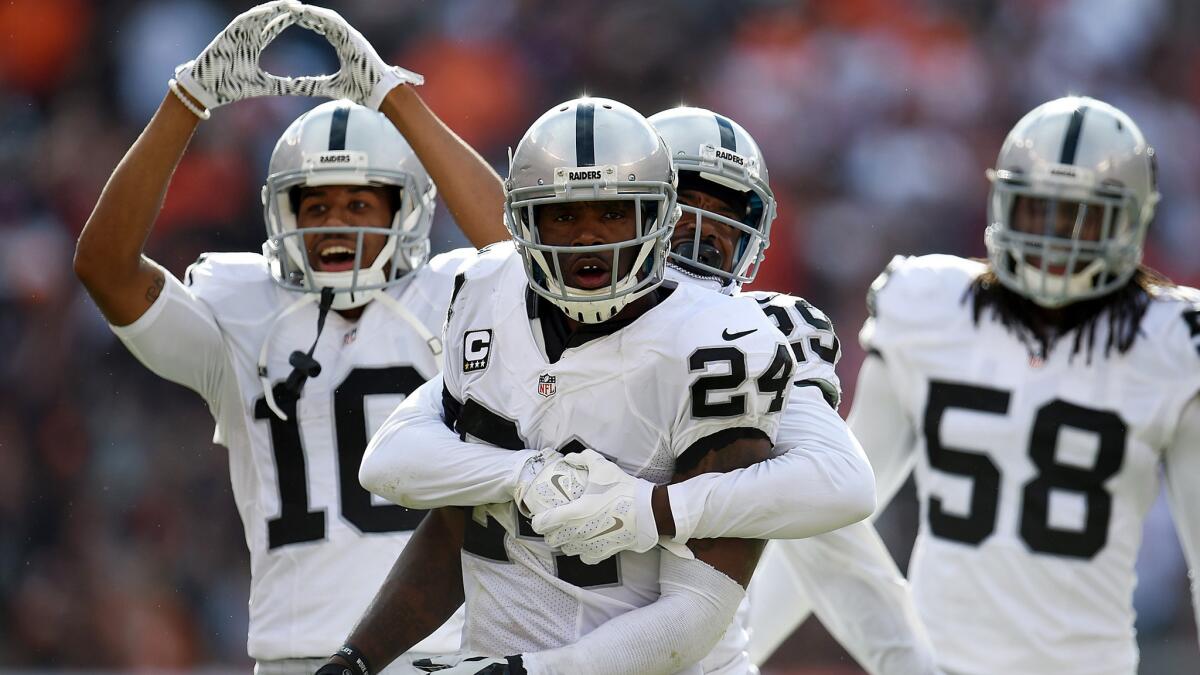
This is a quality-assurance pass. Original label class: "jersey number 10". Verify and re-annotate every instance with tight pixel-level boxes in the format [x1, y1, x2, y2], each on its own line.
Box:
[924, 380, 1127, 560]
[254, 366, 427, 550]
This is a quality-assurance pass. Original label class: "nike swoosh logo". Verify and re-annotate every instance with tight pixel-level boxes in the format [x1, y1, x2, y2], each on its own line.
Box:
[589, 517, 625, 539]
[551, 474, 575, 501]
[722, 328, 757, 340]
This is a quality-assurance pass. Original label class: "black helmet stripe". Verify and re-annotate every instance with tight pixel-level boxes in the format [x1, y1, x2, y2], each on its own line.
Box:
[576, 101, 596, 167]
[714, 114, 737, 152]
[1058, 104, 1088, 165]
[328, 104, 351, 151]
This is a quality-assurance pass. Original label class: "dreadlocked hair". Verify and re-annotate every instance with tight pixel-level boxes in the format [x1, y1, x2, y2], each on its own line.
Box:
[965, 263, 1174, 363]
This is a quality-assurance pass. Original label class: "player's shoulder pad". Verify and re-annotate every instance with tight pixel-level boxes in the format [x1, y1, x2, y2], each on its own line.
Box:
[457, 240, 519, 282]
[183, 252, 273, 298]
[740, 290, 837, 342]
[867, 254, 984, 322]
[424, 246, 481, 279]
[183, 251, 280, 320]
[1141, 283, 1200, 374]
[670, 283, 790, 355]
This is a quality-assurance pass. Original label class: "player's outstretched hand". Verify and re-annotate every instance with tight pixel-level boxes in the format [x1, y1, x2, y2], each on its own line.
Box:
[173, 0, 303, 111]
[291, 3, 424, 109]
[412, 654, 514, 674]
[529, 449, 666, 564]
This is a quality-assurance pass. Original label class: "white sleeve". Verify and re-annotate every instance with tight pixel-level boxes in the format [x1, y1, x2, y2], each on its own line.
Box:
[1164, 394, 1200, 641]
[667, 385, 876, 542]
[109, 266, 228, 412]
[748, 523, 940, 674]
[360, 374, 539, 509]
[848, 353, 917, 508]
[521, 554, 744, 675]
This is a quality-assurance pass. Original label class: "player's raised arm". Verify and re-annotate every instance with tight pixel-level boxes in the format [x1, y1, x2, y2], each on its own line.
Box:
[290, 5, 508, 249]
[75, 1, 301, 326]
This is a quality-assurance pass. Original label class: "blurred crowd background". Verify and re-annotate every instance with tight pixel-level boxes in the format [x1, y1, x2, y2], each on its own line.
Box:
[2, 0, 1198, 672]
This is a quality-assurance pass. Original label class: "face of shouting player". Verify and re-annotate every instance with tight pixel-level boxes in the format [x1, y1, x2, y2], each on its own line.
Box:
[672, 188, 744, 275]
[295, 185, 395, 273]
[535, 200, 642, 291]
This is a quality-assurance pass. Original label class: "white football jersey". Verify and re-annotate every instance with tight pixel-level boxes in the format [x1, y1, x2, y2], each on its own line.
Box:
[110, 248, 475, 660]
[739, 290, 842, 410]
[699, 289, 844, 675]
[441, 243, 793, 666]
[860, 254, 1200, 675]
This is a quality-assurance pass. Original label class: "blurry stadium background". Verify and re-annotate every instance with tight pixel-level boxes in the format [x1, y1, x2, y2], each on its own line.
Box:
[2, 0, 1198, 672]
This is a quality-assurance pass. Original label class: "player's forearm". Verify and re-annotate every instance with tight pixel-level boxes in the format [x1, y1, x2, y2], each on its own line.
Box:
[524, 554, 743, 675]
[780, 524, 940, 674]
[379, 85, 508, 249]
[361, 381, 538, 508]
[76, 91, 201, 325]
[848, 354, 918, 510]
[666, 388, 876, 542]
[1164, 395, 1200, 636]
[339, 507, 466, 672]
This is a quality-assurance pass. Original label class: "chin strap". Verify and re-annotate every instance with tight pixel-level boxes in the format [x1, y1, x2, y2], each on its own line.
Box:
[371, 291, 444, 368]
[258, 287, 336, 421]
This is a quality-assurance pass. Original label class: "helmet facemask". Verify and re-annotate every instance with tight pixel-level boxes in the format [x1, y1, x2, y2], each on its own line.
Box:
[263, 159, 433, 311]
[669, 154, 774, 287]
[986, 168, 1150, 308]
[506, 176, 677, 324]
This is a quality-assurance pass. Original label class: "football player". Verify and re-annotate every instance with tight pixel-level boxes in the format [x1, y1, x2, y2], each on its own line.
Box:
[320, 97, 814, 675]
[511, 106, 938, 674]
[848, 96, 1200, 674]
[647, 107, 939, 675]
[74, 2, 508, 672]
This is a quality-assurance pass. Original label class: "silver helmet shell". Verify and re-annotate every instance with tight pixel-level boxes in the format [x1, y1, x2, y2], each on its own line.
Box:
[505, 97, 680, 323]
[649, 107, 776, 288]
[262, 100, 437, 311]
[985, 96, 1159, 308]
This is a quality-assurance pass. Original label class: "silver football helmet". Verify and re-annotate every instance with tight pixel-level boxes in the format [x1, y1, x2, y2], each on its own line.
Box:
[985, 96, 1160, 308]
[505, 97, 680, 323]
[649, 107, 775, 287]
[262, 100, 436, 311]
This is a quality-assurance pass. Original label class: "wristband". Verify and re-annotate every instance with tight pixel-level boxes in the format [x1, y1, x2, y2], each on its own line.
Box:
[335, 643, 372, 675]
[168, 78, 212, 121]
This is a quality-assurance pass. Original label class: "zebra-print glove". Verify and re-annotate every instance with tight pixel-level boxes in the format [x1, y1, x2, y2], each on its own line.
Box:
[173, 0, 303, 111]
[291, 4, 424, 110]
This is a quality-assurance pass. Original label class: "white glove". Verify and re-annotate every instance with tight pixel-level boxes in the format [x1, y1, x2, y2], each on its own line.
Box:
[412, 654, 514, 674]
[292, 3, 424, 109]
[173, 0, 303, 111]
[531, 449, 677, 564]
[514, 448, 587, 518]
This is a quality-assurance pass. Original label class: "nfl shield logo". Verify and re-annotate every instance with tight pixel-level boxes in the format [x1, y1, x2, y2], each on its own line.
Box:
[537, 373, 557, 398]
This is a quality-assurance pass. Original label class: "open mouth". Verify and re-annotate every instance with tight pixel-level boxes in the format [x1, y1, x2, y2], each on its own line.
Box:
[671, 239, 725, 273]
[313, 241, 359, 272]
[567, 255, 612, 290]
